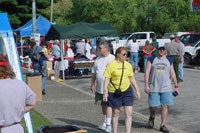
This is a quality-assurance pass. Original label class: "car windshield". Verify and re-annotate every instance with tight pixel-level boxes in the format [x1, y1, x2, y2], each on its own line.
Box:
[119, 33, 131, 40]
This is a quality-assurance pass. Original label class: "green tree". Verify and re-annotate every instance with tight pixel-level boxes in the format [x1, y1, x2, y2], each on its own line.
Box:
[0, 0, 50, 28]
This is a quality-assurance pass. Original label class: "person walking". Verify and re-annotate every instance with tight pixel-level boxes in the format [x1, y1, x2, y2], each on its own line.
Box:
[175, 36, 185, 82]
[91, 41, 115, 132]
[144, 45, 179, 133]
[151, 37, 159, 56]
[30, 40, 42, 73]
[128, 38, 139, 73]
[103, 47, 140, 133]
[142, 40, 156, 72]
[39, 42, 49, 95]
[0, 55, 36, 133]
[165, 35, 182, 83]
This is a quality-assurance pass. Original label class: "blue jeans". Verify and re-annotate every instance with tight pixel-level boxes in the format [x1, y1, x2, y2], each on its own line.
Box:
[41, 60, 47, 92]
[178, 59, 184, 80]
[129, 52, 138, 68]
[143, 55, 151, 72]
[32, 62, 40, 73]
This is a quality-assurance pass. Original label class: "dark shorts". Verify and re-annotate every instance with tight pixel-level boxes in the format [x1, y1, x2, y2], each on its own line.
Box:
[107, 86, 134, 108]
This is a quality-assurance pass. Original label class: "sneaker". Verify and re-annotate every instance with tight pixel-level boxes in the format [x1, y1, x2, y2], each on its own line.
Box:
[160, 125, 169, 133]
[42, 90, 46, 95]
[179, 79, 183, 82]
[135, 70, 138, 73]
[148, 116, 155, 128]
[57, 78, 64, 82]
[104, 125, 111, 133]
[98, 123, 106, 130]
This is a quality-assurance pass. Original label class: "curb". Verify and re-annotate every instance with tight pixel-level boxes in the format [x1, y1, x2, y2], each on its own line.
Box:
[184, 65, 200, 70]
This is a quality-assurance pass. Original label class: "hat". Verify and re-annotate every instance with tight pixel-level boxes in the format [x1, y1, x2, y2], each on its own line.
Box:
[158, 45, 166, 50]
[170, 34, 175, 39]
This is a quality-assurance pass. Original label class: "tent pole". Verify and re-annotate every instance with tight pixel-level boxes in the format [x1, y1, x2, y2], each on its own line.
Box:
[20, 37, 23, 56]
[60, 39, 65, 81]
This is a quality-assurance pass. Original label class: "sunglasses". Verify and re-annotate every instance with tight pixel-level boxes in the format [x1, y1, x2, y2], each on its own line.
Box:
[122, 53, 128, 56]
[158, 48, 165, 51]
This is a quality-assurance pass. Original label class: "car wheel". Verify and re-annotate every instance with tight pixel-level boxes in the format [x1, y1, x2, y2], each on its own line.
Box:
[193, 51, 200, 65]
[184, 53, 192, 65]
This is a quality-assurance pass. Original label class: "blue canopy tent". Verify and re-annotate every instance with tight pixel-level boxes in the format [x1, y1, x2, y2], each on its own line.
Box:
[14, 15, 51, 37]
[0, 13, 34, 133]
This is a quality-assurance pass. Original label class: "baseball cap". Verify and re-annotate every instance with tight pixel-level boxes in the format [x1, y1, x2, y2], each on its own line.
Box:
[158, 45, 166, 50]
[170, 34, 175, 39]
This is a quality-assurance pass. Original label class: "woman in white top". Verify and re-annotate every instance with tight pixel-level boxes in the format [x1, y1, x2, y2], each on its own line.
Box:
[128, 38, 139, 73]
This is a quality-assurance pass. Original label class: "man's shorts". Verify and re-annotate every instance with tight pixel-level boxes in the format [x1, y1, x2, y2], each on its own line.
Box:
[107, 86, 134, 108]
[148, 92, 174, 107]
[95, 92, 105, 105]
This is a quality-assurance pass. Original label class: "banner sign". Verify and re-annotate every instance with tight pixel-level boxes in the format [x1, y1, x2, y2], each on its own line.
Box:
[190, 0, 200, 11]
[31, 33, 40, 46]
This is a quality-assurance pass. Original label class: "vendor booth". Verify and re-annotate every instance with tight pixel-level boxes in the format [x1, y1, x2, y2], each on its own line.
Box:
[45, 22, 117, 79]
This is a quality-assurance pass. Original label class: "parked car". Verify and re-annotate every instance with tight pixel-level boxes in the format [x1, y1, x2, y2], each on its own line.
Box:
[180, 32, 200, 46]
[118, 33, 131, 40]
[184, 39, 200, 65]
[193, 44, 200, 65]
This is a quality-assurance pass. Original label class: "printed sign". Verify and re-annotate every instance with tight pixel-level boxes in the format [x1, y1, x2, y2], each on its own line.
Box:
[190, 0, 200, 11]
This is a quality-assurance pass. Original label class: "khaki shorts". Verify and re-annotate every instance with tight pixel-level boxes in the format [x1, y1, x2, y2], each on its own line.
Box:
[95, 92, 106, 105]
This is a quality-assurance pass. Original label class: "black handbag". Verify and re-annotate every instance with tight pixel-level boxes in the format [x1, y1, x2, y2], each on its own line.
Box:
[110, 62, 124, 98]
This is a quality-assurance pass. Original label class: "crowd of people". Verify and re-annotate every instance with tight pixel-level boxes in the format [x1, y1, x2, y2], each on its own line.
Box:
[22, 38, 96, 95]
[91, 34, 183, 133]
[5, 34, 184, 133]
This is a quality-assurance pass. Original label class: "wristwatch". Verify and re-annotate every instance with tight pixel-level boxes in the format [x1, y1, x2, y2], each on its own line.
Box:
[175, 85, 179, 88]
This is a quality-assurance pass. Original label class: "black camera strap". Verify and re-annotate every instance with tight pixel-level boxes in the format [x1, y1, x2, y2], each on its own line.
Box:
[110, 61, 124, 90]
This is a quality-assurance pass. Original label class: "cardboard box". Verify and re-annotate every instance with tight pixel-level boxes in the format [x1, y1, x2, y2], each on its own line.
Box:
[26, 75, 42, 101]
[46, 61, 53, 70]
[47, 70, 54, 79]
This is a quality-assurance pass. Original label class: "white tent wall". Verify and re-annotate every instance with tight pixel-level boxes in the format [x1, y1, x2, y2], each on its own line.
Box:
[0, 25, 33, 133]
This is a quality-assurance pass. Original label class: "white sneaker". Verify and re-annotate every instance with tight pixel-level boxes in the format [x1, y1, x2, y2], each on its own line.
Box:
[104, 125, 111, 133]
[98, 123, 106, 130]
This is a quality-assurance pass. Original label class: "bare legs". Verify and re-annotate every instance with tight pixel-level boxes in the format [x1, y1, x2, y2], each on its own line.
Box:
[112, 106, 133, 133]
[161, 105, 168, 125]
[149, 105, 168, 125]
[124, 106, 133, 133]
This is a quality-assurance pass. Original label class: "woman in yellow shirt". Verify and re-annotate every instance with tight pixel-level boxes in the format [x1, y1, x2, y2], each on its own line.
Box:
[103, 47, 140, 133]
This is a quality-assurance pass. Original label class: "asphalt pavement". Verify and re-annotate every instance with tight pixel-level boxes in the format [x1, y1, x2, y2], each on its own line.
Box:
[35, 74, 188, 133]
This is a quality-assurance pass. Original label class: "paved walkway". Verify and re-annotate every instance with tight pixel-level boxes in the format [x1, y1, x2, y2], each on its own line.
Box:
[35, 79, 186, 133]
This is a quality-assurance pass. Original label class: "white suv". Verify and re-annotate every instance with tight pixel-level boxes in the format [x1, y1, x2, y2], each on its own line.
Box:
[184, 39, 200, 65]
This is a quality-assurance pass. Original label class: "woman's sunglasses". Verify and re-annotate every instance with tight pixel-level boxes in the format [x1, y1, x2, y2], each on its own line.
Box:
[122, 53, 128, 56]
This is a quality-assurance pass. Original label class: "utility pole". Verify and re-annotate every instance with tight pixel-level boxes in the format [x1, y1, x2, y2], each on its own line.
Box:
[147, 0, 150, 28]
[32, 0, 37, 34]
[50, 0, 53, 22]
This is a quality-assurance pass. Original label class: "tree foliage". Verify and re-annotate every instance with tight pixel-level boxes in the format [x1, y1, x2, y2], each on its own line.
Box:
[1, 0, 200, 35]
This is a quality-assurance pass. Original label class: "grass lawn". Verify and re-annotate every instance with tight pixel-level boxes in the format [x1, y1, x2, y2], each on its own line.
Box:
[22, 110, 52, 133]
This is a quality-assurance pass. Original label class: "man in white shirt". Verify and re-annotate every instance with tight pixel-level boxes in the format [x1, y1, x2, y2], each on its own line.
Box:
[128, 38, 139, 73]
[75, 39, 85, 55]
[91, 41, 115, 132]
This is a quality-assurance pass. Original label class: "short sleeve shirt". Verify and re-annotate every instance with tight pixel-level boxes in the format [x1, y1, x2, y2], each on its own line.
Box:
[147, 56, 173, 92]
[0, 79, 36, 126]
[104, 60, 133, 93]
[91, 54, 115, 94]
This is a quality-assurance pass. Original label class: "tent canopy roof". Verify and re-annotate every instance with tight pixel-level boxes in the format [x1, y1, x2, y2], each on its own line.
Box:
[45, 22, 117, 40]
[14, 15, 51, 37]
[0, 13, 12, 33]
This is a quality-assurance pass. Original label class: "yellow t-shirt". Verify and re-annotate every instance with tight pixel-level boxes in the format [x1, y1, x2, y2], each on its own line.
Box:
[103, 60, 134, 93]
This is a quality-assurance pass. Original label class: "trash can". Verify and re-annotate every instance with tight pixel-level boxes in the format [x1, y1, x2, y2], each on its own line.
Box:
[37, 125, 83, 133]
